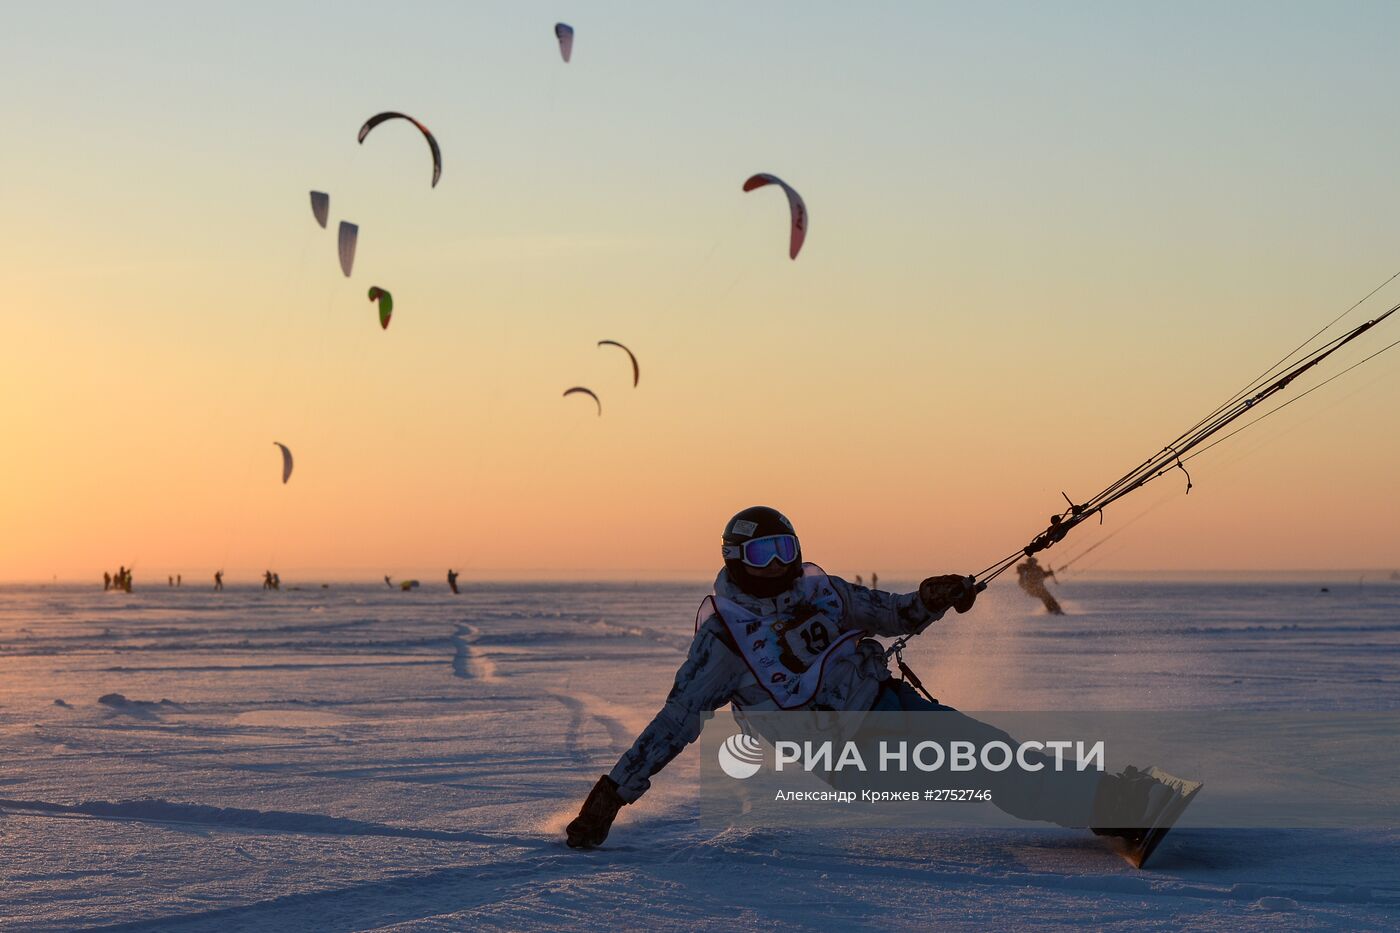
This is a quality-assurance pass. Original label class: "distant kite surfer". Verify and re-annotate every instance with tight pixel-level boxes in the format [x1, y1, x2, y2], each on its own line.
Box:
[1016, 556, 1063, 615]
[447, 569, 460, 595]
[214, 570, 223, 591]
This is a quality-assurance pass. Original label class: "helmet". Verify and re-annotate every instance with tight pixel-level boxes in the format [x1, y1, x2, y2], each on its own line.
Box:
[721, 506, 802, 597]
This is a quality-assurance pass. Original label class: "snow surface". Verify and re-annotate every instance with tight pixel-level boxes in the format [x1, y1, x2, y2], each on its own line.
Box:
[1, 579, 1397, 931]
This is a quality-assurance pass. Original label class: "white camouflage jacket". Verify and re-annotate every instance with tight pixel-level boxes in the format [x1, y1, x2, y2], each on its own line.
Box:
[607, 568, 945, 802]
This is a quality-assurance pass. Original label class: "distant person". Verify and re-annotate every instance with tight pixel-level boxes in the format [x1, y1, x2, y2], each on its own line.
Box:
[168, 575, 174, 587]
[385, 575, 394, 589]
[1016, 556, 1063, 615]
[176, 574, 181, 587]
[214, 570, 223, 591]
[855, 575, 863, 586]
[871, 572, 878, 589]
[271, 573, 281, 591]
[103, 572, 111, 591]
[262, 571, 273, 591]
[447, 569, 459, 595]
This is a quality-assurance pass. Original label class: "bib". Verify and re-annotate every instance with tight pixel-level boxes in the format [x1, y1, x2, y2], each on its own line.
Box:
[697, 565, 860, 710]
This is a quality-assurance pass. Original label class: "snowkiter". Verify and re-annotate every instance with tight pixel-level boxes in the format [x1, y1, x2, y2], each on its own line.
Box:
[1017, 556, 1063, 615]
[565, 507, 1196, 865]
[447, 569, 460, 594]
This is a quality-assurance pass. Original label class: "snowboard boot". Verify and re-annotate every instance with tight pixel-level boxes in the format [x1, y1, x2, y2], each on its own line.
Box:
[1091, 765, 1203, 868]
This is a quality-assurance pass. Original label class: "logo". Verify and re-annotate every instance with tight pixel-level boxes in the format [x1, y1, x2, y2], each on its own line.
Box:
[717, 733, 765, 779]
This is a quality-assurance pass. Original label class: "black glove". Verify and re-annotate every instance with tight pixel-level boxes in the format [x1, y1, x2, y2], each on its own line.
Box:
[919, 574, 980, 615]
[566, 775, 627, 849]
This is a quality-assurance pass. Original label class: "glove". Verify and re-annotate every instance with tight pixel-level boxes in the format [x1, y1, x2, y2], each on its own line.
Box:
[565, 775, 627, 849]
[919, 574, 979, 615]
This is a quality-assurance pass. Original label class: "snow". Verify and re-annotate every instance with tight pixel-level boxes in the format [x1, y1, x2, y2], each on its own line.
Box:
[1, 579, 1397, 930]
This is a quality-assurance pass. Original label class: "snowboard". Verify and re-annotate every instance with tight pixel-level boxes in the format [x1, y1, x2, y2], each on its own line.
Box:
[1113, 766, 1203, 869]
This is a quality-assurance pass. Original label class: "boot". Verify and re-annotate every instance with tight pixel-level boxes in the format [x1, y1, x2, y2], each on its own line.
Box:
[1092, 765, 1203, 868]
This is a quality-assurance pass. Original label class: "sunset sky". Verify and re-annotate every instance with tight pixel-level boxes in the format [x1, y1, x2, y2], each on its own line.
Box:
[3, 1, 1399, 581]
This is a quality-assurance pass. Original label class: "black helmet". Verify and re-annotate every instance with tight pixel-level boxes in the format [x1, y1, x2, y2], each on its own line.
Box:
[721, 506, 802, 597]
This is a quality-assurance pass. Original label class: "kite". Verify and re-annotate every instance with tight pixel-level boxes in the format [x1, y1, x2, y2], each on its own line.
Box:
[273, 442, 294, 484]
[742, 173, 808, 260]
[597, 340, 639, 387]
[338, 222, 358, 277]
[368, 286, 393, 330]
[309, 191, 329, 228]
[555, 23, 574, 62]
[357, 112, 442, 187]
[563, 386, 601, 416]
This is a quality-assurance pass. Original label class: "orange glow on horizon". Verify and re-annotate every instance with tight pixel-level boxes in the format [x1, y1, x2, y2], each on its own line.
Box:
[3, 5, 1399, 582]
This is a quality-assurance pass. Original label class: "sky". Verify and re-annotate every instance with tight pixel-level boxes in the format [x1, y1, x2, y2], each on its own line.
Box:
[2, 1, 1399, 582]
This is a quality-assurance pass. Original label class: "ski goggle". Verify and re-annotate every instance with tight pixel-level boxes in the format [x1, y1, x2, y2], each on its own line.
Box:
[722, 534, 799, 568]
